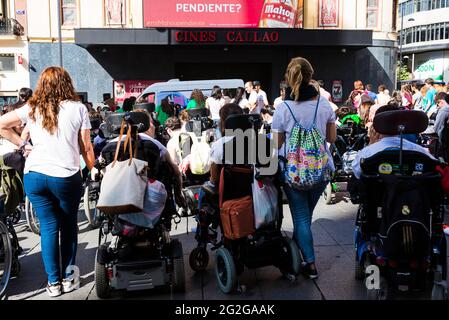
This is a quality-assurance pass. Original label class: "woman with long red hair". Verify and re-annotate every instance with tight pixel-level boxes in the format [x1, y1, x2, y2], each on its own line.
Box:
[0, 67, 94, 297]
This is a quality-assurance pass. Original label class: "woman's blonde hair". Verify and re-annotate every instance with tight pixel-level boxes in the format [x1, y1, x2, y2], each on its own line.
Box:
[285, 57, 314, 101]
[28, 67, 79, 134]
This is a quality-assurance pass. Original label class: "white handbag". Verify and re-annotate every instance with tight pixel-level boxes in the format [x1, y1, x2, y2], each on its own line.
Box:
[252, 175, 279, 229]
[97, 120, 148, 215]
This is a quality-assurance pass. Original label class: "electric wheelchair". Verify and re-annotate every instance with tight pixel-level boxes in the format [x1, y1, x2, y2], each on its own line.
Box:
[94, 111, 185, 298]
[350, 110, 448, 300]
[187, 114, 301, 294]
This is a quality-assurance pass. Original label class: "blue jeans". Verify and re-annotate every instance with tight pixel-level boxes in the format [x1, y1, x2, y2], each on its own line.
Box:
[283, 182, 327, 264]
[24, 171, 82, 284]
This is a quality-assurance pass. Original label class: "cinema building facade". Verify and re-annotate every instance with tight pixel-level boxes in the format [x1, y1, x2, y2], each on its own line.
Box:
[26, 0, 399, 104]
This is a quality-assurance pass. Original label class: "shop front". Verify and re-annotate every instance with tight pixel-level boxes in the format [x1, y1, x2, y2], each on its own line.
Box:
[75, 27, 395, 104]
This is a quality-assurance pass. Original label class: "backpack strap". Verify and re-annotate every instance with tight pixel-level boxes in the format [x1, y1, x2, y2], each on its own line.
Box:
[283, 102, 298, 124]
[312, 95, 321, 126]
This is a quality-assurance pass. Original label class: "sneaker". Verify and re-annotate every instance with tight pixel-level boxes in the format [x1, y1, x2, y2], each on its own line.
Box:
[302, 263, 319, 280]
[46, 282, 62, 297]
[62, 276, 80, 293]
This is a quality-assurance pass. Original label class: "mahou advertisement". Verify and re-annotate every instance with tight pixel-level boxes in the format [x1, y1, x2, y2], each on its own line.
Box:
[143, 0, 304, 28]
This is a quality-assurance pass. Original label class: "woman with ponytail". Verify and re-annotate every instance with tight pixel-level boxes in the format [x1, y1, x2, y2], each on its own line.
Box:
[0, 67, 94, 297]
[272, 57, 337, 279]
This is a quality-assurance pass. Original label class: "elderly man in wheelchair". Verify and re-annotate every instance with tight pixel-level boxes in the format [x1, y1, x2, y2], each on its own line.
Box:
[349, 104, 448, 300]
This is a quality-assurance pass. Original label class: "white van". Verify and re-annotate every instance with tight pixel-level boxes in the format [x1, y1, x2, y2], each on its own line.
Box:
[136, 79, 244, 108]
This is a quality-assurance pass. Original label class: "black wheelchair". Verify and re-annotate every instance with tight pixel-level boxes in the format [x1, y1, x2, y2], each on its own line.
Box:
[94, 111, 185, 298]
[351, 110, 448, 300]
[186, 114, 300, 294]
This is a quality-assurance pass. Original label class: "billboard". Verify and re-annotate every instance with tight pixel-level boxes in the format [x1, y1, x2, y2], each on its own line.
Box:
[143, 0, 304, 29]
[318, 0, 339, 27]
[113, 80, 158, 104]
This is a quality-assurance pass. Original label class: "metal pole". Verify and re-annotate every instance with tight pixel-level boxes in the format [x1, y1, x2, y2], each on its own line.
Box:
[398, 4, 404, 90]
[56, 0, 63, 67]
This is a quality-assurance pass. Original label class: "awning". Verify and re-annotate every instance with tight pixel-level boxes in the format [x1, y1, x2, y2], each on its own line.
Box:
[75, 28, 373, 48]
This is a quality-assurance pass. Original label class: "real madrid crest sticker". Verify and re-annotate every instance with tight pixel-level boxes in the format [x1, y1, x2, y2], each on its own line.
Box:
[378, 163, 393, 175]
[402, 205, 411, 216]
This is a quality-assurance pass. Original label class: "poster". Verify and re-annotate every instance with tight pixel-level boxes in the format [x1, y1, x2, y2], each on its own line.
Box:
[143, 0, 304, 28]
[105, 0, 125, 25]
[332, 80, 343, 103]
[318, 0, 339, 27]
[113, 80, 158, 104]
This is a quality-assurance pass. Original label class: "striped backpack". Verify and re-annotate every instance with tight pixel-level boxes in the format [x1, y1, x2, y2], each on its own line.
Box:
[283, 98, 331, 190]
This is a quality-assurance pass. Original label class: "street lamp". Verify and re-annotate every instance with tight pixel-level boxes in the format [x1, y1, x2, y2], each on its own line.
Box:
[398, 3, 415, 88]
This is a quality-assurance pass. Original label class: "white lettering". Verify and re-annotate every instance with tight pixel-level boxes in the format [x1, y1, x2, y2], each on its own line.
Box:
[175, 3, 242, 13]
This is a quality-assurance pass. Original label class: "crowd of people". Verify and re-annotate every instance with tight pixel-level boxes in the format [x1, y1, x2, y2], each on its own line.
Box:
[2, 59, 449, 298]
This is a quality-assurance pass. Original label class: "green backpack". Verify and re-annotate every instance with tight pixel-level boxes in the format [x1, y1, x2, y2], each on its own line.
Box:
[0, 156, 24, 215]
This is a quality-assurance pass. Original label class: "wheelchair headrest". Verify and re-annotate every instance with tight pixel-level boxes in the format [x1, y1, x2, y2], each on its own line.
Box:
[224, 114, 263, 132]
[373, 110, 428, 135]
[134, 102, 155, 113]
[105, 112, 150, 134]
[90, 117, 101, 131]
[187, 108, 210, 119]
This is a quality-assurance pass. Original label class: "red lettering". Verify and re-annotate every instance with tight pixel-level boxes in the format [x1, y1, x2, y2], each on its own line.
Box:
[200, 32, 207, 42]
[209, 31, 216, 42]
[262, 32, 270, 42]
[235, 32, 244, 42]
[175, 31, 183, 42]
[189, 32, 198, 42]
[270, 32, 279, 42]
[226, 31, 235, 42]
[253, 31, 261, 43]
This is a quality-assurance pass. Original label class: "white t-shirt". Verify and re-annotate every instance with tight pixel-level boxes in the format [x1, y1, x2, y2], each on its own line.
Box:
[254, 90, 268, 114]
[0, 138, 18, 156]
[210, 136, 233, 164]
[271, 96, 336, 171]
[15, 101, 91, 178]
[273, 97, 284, 108]
[247, 91, 258, 113]
[206, 97, 225, 120]
[230, 97, 249, 109]
[166, 131, 197, 165]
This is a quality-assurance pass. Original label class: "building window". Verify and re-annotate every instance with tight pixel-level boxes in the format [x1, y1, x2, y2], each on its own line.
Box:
[0, 54, 15, 72]
[366, 0, 379, 29]
[61, 0, 77, 26]
[104, 0, 125, 26]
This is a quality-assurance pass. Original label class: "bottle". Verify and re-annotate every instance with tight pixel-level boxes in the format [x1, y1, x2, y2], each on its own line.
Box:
[258, 0, 300, 28]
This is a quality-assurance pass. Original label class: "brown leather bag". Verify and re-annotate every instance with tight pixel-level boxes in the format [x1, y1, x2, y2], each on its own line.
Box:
[219, 167, 255, 240]
[220, 196, 255, 240]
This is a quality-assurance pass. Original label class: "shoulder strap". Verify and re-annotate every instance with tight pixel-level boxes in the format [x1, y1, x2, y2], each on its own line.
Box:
[283, 102, 298, 124]
[312, 95, 321, 125]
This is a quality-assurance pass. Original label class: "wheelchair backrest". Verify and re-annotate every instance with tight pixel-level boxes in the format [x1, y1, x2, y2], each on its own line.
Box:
[360, 150, 437, 176]
[105, 112, 151, 136]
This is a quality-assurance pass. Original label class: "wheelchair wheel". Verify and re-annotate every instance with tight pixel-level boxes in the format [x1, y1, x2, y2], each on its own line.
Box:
[83, 184, 101, 229]
[95, 251, 111, 299]
[10, 207, 21, 225]
[25, 197, 40, 235]
[431, 265, 447, 300]
[323, 183, 333, 205]
[215, 247, 237, 294]
[189, 247, 209, 272]
[278, 237, 301, 279]
[0, 221, 12, 299]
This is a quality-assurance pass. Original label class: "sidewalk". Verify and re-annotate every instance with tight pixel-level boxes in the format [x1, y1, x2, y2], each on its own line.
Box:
[4, 195, 447, 300]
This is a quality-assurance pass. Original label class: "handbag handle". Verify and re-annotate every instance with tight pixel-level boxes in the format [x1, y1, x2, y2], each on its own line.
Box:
[112, 119, 126, 168]
[123, 123, 133, 166]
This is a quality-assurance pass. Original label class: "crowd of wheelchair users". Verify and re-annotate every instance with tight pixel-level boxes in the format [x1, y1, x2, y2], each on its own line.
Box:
[0, 57, 448, 299]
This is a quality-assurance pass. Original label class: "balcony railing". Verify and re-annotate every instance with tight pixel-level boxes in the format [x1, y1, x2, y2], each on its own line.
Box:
[0, 18, 25, 36]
